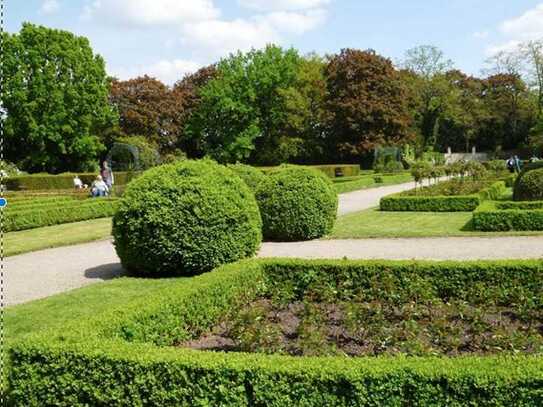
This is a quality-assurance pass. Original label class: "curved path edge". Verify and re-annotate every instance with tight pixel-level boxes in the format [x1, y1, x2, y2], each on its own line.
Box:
[7, 236, 543, 306]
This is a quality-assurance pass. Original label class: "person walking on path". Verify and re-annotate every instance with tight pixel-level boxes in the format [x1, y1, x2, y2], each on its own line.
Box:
[101, 161, 114, 189]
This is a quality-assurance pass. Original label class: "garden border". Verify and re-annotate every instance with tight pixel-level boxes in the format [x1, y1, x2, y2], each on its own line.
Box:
[8, 258, 543, 406]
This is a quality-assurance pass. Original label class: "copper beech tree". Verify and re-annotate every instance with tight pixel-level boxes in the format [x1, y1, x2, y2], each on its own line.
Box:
[325, 49, 413, 160]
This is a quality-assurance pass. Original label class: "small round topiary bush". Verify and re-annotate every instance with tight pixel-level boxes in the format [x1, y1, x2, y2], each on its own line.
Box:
[226, 163, 266, 191]
[255, 166, 338, 241]
[112, 160, 262, 276]
[514, 167, 543, 201]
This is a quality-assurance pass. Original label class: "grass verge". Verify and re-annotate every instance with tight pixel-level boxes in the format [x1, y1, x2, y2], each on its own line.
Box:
[331, 207, 543, 238]
[5, 217, 112, 257]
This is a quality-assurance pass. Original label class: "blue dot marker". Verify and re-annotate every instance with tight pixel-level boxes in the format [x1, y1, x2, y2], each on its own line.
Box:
[0, 198, 7, 208]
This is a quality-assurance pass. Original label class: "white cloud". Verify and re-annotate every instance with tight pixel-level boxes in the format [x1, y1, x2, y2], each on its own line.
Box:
[259, 9, 327, 35]
[40, 0, 60, 14]
[182, 19, 279, 58]
[109, 59, 201, 85]
[238, 0, 330, 12]
[83, 0, 219, 26]
[501, 3, 543, 41]
[473, 31, 489, 40]
[485, 40, 522, 57]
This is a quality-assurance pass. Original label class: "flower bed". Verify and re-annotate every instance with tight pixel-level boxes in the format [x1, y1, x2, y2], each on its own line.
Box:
[9, 259, 543, 406]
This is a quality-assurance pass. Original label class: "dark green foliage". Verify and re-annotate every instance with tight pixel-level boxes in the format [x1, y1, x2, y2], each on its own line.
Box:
[514, 168, 543, 201]
[473, 202, 543, 231]
[255, 166, 337, 241]
[5, 198, 118, 231]
[226, 163, 266, 191]
[112, 160, 262, 276]
[8, 259, 543, 406]
[6, 172, 140, 191]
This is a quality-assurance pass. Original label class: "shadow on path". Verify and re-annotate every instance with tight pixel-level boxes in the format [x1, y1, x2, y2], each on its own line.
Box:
[84, 262, 125, 280]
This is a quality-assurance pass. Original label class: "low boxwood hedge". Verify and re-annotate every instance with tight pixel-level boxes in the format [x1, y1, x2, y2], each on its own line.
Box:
[472, 201, 543, 231]
[226, 163, 266, 191]
[5, 198, 118, 232]
[8, 259, 543, 406]
[380, 181, 506, 212]
[5, 171, 140, 191]
[380, 194, 481, 212]
[260, 164, 360, 178]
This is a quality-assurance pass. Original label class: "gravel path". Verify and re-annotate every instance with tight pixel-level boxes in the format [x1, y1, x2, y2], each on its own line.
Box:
[7, 179, 542, 306]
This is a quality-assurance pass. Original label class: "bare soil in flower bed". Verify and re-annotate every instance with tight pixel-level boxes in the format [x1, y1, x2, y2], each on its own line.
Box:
[178, 298, 543, 357]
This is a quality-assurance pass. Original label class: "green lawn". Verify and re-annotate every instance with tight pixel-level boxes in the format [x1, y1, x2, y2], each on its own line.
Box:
[331, 207, 543, 238]
[6, 217, 112, 257]
[6, 277, 175, 344]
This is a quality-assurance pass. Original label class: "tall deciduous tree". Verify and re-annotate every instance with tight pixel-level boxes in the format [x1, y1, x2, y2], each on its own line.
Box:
[278, 54, 329, 162]
[185, 45, 302, 164]
[325, 48, 412, 160]
[3, 23, 117, 173]
[109, 75, 183, 153]
[172, 64, 217, 157]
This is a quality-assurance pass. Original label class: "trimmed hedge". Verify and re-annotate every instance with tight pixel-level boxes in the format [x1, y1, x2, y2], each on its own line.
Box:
[333, 173, 412, 194]
[112, 160, 262, 277]
[5, 171, 140, 191]
[8, 259, 543, 406]
[514, 167, 543, 201]
[260, 164, 360, 178]
[255, 166, 338, 241]
[497, 200, 543, 210]
[5, 198, 118, 232]
[380, 194, 481, 212]
[226, 163, 266, 191]
[380, 181, 506, 212]
[472, 201, 543, 231]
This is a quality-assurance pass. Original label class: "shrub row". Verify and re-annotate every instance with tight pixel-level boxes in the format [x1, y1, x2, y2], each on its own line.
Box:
[497, 200, 543, 210]
[5, 171, 141, 191]
[380, 181, 505, 212]
[5, 198, 118, 232]
[334, 173, 412, 194]
[260, 164, 360, 178]
[9, 259, 543, 406]
[380, 194, 481, 212]
[472, 201, 543, 231]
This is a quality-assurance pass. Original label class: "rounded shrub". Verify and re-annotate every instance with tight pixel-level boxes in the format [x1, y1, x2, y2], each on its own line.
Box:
[226, 163, 266, 191]
[112, 160, 262, 276]
[255, 166, 338, 241]
[514, 167, 543, 201]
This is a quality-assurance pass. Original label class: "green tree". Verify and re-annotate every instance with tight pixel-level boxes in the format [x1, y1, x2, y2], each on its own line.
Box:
[325, 48, 412, 160]
[185, 45, 301, 164]
[278, 54, 329, 162]
[2, 23, 117, 173]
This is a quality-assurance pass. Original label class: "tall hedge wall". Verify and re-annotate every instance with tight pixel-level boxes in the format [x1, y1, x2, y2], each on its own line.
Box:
[8, 259, 543, 406]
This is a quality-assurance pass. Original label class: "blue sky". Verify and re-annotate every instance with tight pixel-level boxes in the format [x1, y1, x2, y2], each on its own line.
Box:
[8, 0, 543, 84]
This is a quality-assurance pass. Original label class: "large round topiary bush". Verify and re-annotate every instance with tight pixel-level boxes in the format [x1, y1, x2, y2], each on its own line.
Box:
[112, 160, 262, 276]
[255, 166, 338, 241]
[226, 163, 266, 191]
[514, 167, 543, 201]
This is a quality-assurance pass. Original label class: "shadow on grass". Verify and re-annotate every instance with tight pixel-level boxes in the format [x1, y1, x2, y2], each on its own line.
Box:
[84, 263, 125, 280]
[460, 218, 476, 232]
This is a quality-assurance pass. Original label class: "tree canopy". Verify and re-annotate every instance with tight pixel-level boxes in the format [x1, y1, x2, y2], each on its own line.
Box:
[3, 23, 117, 173]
